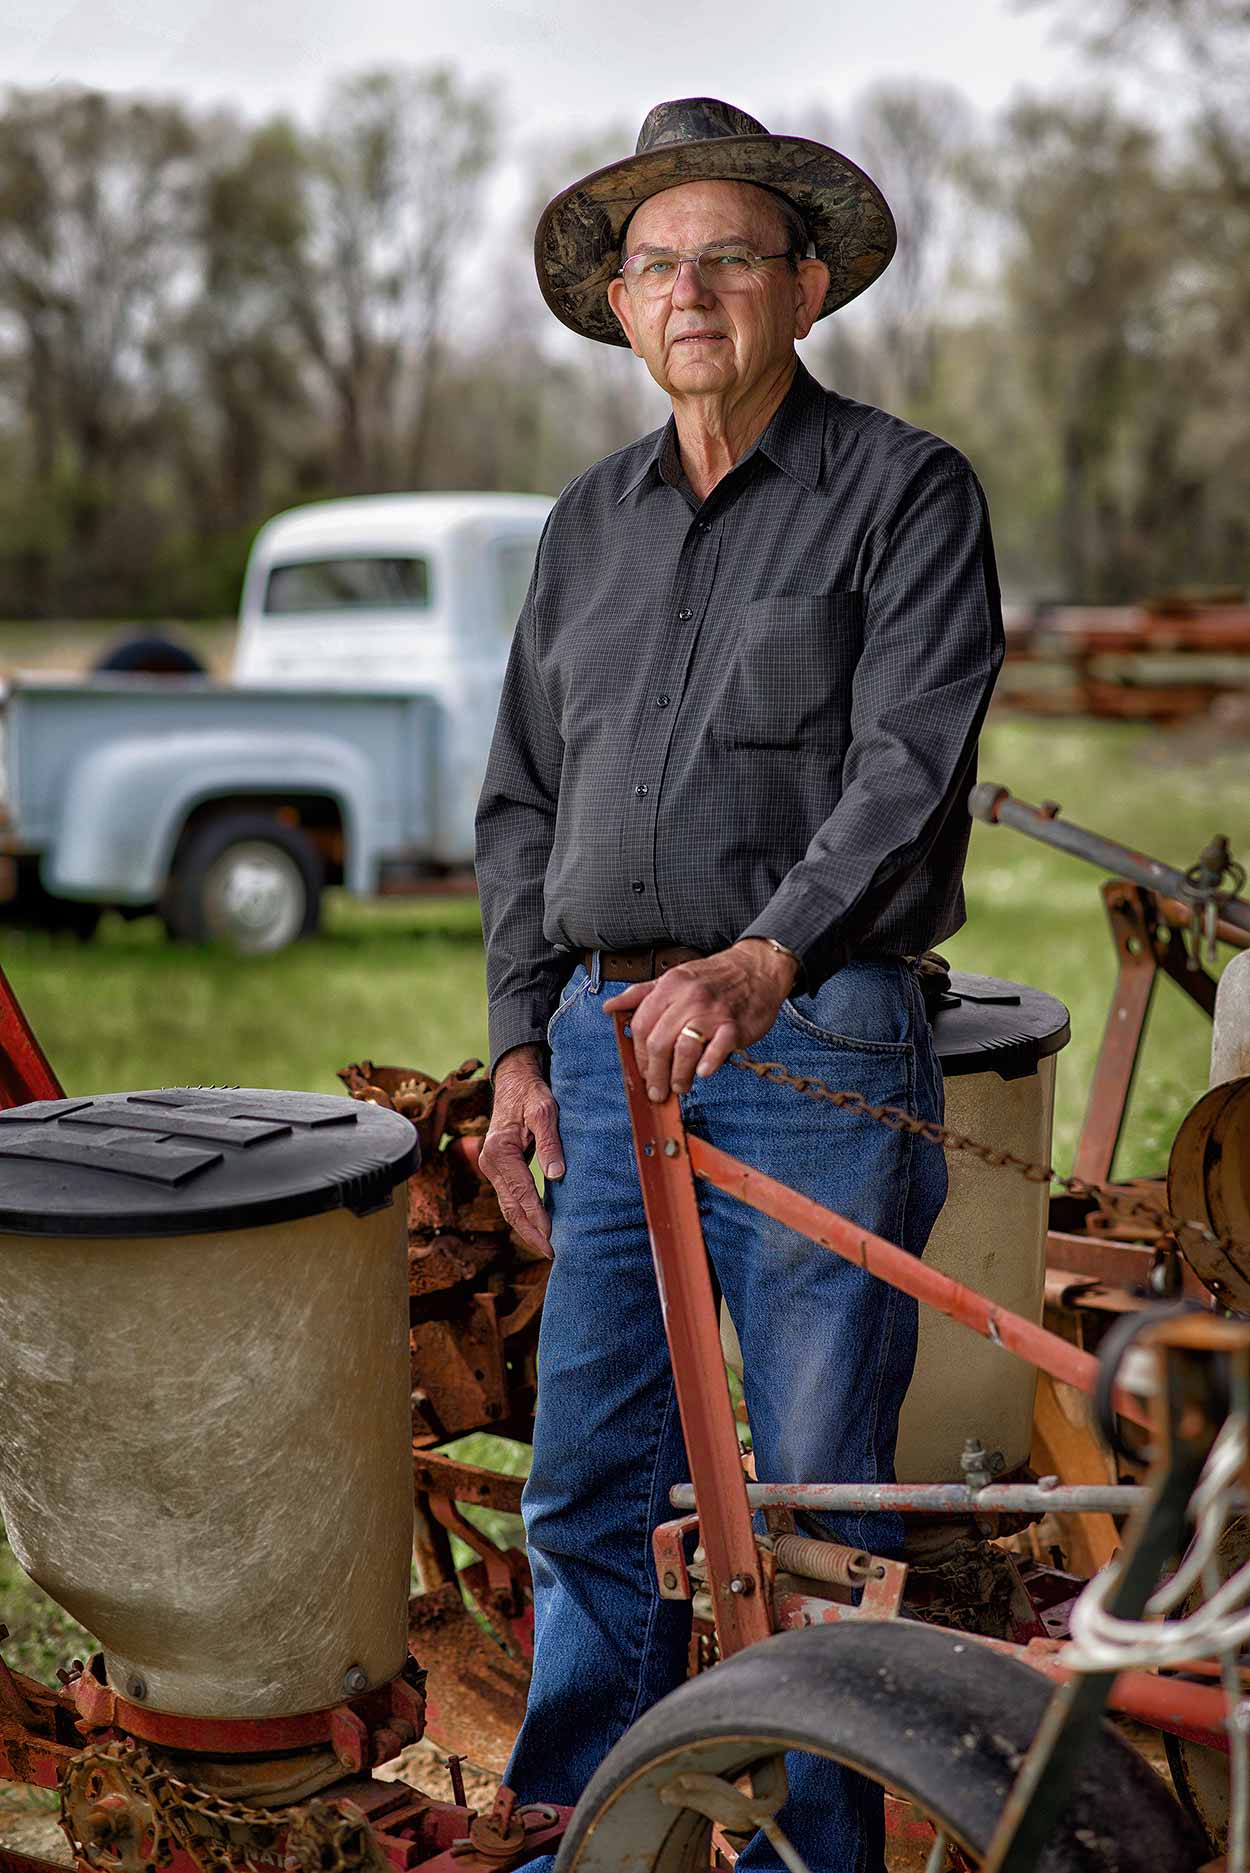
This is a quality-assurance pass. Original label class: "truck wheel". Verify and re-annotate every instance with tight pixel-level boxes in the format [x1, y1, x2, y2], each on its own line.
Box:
[162, 814, 322, 954]
[0, 862, 102, 939]
[554, 1622, 1207, 1873]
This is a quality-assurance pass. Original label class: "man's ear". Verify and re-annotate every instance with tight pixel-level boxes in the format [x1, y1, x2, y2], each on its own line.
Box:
[607, 277, 643, 356]
[793, 258, 830, 342]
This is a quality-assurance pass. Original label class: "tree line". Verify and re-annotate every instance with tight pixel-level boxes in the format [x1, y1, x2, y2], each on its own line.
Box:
[0, 3, 1246, 619]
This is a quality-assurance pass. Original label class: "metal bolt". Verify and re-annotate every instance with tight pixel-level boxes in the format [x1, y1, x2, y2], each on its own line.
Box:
[662, 1569, 678, 1591]
[643, 1142, 654, 1157]
[663, 1139, 679, 1157]
[126, 1676, 147, 1701]
[343, 1664, 369, 1696]
[728, 1573, 755, 1597]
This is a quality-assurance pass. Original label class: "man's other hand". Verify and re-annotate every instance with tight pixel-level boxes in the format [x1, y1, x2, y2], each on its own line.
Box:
[603, 939, 799, 1102]
[479, 1044, 565, 1257]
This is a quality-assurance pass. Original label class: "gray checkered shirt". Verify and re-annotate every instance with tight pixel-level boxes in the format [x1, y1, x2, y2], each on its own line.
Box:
[476, 361, 1004, 1072]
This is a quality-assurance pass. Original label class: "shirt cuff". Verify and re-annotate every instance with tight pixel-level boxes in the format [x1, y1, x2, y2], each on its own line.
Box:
[488, 989, 561, 1079]
[740, 890, 849, 989]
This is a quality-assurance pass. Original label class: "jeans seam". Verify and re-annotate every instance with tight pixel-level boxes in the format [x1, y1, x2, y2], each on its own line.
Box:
[620, 1374, 682, 1732]
[777, 999, 915, 1054]
[851, 1043, 916, 1554]
[546, 973, 589, 1045]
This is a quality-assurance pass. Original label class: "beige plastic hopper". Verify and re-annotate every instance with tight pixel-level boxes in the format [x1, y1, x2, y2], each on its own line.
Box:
[0, 1087, 416, 1721]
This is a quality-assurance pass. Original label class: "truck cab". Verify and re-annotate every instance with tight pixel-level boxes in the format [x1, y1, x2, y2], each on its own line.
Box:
[0, 493, 553, 951]
[234, 493, 552, 868]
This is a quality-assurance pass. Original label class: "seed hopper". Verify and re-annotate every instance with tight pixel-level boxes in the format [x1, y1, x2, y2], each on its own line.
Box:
[2, 784, 1250, 1872]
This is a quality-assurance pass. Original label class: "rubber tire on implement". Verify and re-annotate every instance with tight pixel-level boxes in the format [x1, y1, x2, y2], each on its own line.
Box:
[161, 812, 322, 952]
[553, 1621, 1208, 1873]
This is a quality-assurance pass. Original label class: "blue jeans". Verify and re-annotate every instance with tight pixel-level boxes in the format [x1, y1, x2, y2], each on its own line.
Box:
[506, 957, 947, 1873]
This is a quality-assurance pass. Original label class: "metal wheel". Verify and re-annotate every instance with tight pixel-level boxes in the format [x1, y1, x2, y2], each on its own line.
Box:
[554, 1622, 1206, 1873]
[162, 813, 322, 953]
[200, 841, 308, 952]
[1163, 1513, 1244, 1858]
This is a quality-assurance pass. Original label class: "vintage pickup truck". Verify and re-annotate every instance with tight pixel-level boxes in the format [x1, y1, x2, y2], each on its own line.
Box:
[0, 492, 552, 950]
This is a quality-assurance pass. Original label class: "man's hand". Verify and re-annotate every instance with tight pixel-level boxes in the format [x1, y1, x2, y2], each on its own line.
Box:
[479, 1044, 565, 1257]
[603, 939, 799, 1102]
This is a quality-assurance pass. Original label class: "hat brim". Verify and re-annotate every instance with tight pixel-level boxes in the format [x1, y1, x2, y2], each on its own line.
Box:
[534, 133, 896, 346]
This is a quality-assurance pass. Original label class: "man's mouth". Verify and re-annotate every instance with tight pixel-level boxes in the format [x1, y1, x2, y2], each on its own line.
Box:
[671, 332, 727, 345]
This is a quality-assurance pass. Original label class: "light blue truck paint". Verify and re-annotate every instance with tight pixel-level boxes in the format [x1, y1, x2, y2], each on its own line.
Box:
[0, 492, 552, 948]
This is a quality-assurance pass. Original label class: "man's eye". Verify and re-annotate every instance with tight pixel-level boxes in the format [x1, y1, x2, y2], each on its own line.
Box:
[708, 252, 751, 270]
[644, 257, 676, 275]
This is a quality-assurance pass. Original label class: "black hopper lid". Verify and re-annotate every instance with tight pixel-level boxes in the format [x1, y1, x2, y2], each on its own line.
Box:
[931, 972, 1070, 1082]
[0, 1088, 417, 1238]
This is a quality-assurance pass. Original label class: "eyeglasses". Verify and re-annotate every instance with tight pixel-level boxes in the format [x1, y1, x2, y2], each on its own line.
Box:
[618, 244, 795, 297]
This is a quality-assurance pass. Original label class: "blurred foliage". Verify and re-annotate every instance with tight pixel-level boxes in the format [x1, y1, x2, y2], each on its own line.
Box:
[0, 41, 1247, 615]
[0, 1523, 95, 1682]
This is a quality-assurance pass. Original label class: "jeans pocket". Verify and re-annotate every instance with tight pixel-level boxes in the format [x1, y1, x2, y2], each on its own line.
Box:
[546, 966, 589, 1046]
[779, 959, 917, 1054]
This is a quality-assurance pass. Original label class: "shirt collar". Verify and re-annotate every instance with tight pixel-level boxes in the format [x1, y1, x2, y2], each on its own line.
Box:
[617, 425, 673, 503]
[755, 359, 825, 494]
[615, 357, 825, 505]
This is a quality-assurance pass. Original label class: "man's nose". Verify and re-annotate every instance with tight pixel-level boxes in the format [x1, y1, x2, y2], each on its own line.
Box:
[670, 256, 717, 308]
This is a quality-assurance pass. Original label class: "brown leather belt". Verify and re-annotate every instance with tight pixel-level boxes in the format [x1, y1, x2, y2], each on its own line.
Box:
[583, 944, 706, 982]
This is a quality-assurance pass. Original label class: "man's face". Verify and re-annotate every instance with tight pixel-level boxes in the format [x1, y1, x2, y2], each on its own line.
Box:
[606, 179, 829, 400]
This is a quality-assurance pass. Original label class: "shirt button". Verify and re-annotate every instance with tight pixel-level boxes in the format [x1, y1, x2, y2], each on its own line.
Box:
[632, 880, 645, 894]
[698, 521, 711, 533]
[634, 783, 649, 797]
[677, 607, 693, 621]
[656, 694, 670, 708]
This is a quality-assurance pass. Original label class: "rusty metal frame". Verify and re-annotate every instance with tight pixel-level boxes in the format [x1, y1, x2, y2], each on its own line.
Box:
[615, 1020, 772, 1652]
[1071, 881, 1218, 1189]
[0, 962, 61, 1107]
[611, 1010, 1234, 1767]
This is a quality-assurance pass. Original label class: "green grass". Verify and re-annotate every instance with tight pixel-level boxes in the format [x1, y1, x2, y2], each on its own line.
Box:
[944, 718, 1247, 1178]
[6, 715, 1242, 1171]
[1, 714, 1245, 1679]
[5, 894, 492, 1097]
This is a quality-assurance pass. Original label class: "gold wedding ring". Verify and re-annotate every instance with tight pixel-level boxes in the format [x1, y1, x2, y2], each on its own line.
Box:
[679, 1024, 706, 1043]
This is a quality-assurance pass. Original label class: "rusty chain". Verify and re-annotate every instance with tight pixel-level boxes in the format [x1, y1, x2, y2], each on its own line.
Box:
[62, 1738, 386, 1873]
[728, 1051, 1250, 1289]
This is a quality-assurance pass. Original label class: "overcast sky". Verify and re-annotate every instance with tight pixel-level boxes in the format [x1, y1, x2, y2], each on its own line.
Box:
[7, 0, 1084, 135]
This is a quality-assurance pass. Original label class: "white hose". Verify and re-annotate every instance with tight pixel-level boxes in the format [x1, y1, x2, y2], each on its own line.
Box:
[1065, 1414, 1250, 1670]
[1064, 1410, 1248, 1869]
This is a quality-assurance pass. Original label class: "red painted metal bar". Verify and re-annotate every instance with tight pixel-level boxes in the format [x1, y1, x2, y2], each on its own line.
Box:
[1072, 887, 1160, 1186]
[685, 1135, 1152, 1432]
[612, 1015, 772, 1651]
[970, 1636, 1230, 1753]
[0, 962, 62, 1106]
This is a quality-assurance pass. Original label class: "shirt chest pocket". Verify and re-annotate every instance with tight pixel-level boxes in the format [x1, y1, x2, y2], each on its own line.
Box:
[712, 592, 863, 752]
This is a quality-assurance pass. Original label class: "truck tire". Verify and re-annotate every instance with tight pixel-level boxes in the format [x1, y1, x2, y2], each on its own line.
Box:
[162, 813, 322, 954]
[93, 635, 206, 676]
[0, 861, 102, 940]
[554, 1621, 1207, 1873]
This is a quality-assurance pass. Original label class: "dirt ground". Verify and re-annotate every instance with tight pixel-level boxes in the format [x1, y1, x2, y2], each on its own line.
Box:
[0, 1783, 72, 1865]
[0, 1719, 1180, 1870]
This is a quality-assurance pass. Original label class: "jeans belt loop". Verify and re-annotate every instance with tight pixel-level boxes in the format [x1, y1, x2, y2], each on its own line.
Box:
[588, 950, 603, 993]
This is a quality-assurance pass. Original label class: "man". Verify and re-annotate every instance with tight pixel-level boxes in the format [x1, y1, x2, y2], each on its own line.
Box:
[475, 97, 1004, 1871]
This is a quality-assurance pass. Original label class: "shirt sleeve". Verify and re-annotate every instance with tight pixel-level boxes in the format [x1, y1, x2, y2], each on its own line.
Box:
[475, 526, 568, 1075]
[739, 460, 1005, 977]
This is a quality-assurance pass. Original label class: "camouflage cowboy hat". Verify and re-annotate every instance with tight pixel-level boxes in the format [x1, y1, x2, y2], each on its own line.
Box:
[534, 96, 896, 347]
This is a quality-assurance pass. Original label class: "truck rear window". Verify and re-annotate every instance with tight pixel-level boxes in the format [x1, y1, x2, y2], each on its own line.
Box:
[264, 557, 430, 613]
